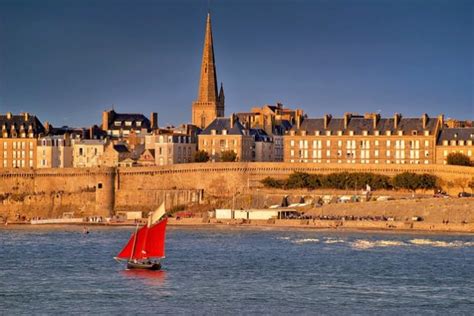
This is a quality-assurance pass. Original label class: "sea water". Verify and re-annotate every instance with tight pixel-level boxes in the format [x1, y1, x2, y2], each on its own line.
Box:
[0, 227, 473, 315]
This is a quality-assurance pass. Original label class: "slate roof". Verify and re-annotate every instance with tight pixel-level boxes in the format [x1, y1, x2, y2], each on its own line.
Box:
[249, 129, 272, 142]
[200, 118, 247, 135]
[437, 128, 474, 144]
[113, 144, 130, 153]
[108, 112, 151, 131]
[293, 115, 439, 135]
[0, 113, 45, 137]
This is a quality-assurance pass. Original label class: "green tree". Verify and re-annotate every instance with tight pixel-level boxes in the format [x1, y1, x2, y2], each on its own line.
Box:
[194, 150, 210, 163]
[221, 150, 237, 162]
[286, 172, 310, 189]
[446, 152, 472, 166]
[261, 177, 285, 189]
[392, 172, 421, 192]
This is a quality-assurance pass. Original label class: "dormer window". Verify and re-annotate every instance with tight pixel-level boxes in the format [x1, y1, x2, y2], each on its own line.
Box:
[374, 130, 379, 136]
[454, 133, 458, 138]
[362, 131, 368, 136]
[315, 131, 320, 136]
[337, 131, 342, 136]
[301, 130, 306, 136]
[222, 129, 227, 135]
[398, 131, 403, 136]
[114, 121, 121, 126]
[412, 130, 417, 136]
[326, 131, 331, 136]
[125, 121, 132, 127]
[424, 131, 429, 136]
[211, 130, 216, 135]
[136, 121, 142, 127]
[386, 131, 391, 136]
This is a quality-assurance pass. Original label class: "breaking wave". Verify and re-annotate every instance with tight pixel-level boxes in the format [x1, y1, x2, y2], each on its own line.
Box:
[409, 239, 474, 248]
[351, 240, 406, 249]
[292, 238, 319, 244]
[276, 237, 291, 240]
[323, 238, 345, 244]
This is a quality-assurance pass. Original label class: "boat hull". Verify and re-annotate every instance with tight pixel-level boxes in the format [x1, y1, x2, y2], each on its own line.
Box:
[126, 261, 161, 270]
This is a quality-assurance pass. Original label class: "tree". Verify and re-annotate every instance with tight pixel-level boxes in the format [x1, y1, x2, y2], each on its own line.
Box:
[194, 150, 210, 163]
[221, 150, 237, 162]
[447, 152, 472, 166]
[392, 172, 421, 192]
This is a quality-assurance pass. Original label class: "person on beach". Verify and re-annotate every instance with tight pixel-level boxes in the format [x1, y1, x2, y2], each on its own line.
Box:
[83, 226, 89, 234]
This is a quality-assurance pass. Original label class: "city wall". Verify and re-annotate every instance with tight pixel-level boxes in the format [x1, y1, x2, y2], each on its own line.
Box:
[0, 163, 473, 219]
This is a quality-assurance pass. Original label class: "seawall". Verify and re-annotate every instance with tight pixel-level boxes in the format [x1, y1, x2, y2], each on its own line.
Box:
[0, 162, 473, 219]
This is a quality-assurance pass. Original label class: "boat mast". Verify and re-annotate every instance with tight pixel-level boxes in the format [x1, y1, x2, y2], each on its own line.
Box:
[129, 223, 139, 261]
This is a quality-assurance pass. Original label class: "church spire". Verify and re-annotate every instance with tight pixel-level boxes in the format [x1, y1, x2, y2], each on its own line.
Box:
[197, 13, 218, 103]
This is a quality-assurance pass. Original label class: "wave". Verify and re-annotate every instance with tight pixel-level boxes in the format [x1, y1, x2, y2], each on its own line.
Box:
[292, 238, 319, 244]
[351, 239, 406, 249]
[409, 239, 474, 248]
[323, 238, 345, 244]
[276, 237, 291, 240]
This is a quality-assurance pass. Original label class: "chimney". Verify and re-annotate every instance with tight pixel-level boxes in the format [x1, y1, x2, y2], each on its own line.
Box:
[343, 112, 351, 129]
[437, 114, 444, 127]
[324, 114, 332, 129]
[296, 114, 302, 129]
[422, 113, 428, 129]
[393, 113, 401, 129]
[230, 113, 235, 128]
[24, 112, 29, 121]
[102, 110, 110, 131]
[44, 121, 51, 134]
[6, 112, 12, 119]
[150, 112, 158, 129]
[373, 113, 380, 129]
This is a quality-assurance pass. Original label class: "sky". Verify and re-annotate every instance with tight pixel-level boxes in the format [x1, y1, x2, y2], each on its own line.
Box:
[0, 0, 472, 127]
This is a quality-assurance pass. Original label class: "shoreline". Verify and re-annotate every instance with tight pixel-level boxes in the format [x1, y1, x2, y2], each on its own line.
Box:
[2, 219, 473, 235]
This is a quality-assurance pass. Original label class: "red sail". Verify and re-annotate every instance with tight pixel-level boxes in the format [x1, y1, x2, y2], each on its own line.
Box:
[143, 218, 167, 258]
[116, 225, 149, 260]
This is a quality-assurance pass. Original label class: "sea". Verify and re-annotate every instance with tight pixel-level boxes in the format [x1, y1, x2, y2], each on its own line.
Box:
[0, 226, 473, 315]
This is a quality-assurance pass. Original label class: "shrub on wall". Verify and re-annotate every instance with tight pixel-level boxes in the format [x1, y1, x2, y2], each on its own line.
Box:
[447, 152, 472, 166]
[194, 150, 210, 163]
[221, 150, 237, 162]
[261, 171, 436, 192]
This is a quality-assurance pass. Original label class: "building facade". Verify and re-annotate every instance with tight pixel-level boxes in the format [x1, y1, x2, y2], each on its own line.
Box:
[284, 113, 442, 165]
[198, 116, 254, 162]
[436, 128, 474, 164]
[72, 139, 106, 168]
[191, 13, 225, 129]
[37, 135, 73, 168]
[0, 112, 45, 169]
[155, 134, 197, 166]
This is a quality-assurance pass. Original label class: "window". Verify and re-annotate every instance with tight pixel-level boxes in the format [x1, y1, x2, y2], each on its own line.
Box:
[125, 121, 132, 126]
[114, 121, 121, 126]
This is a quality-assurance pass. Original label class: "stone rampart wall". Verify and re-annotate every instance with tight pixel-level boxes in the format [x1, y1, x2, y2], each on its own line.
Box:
[0, 163, 473, 218]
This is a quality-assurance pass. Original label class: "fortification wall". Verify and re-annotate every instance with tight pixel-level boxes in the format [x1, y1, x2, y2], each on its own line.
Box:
[0, 163, 473, 219]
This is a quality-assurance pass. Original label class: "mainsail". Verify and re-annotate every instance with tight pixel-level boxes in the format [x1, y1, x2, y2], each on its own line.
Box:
[116, 204, 168, 261]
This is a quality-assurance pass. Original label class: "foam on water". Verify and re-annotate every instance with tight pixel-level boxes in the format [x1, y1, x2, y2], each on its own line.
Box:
[276, 237, 291, 240]
[323, 238, 345, 244]
[409, 239, 474, 248]
[292, 238, 319, 244]
[351, 239, 406, 249]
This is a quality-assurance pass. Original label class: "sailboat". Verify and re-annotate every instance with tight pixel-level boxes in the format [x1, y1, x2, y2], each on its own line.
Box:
[115, 203, 168, 270]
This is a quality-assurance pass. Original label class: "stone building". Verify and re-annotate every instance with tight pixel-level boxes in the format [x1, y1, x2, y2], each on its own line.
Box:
[284, 113, 442, 165]
[250, 129, 274, 162]
[72, 139, 106, 168]
[0, 112, 45, 168]
[155, 133, 196, 166]
[198, 116, 253, 162]
[191, 13, 225, 129]
[99, 143, 134, 167]
[102, 109, 157, 138]
[436, 128, 474, 164]
[37, 135, 73, 168]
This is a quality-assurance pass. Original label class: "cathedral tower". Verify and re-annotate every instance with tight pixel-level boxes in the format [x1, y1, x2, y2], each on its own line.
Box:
[192, 13, 225, 129]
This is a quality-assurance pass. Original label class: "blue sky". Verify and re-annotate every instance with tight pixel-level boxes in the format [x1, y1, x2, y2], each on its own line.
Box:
[0, 0, 472, 127]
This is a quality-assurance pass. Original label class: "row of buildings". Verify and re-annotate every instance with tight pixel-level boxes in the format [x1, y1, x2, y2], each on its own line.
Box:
[1, 13, 473, 169]
[1, 108, 472, 169]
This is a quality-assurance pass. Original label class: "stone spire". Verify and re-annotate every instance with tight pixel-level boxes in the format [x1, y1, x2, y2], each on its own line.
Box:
[197, 13, 218, 103]
[192, 13, 225, 129]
